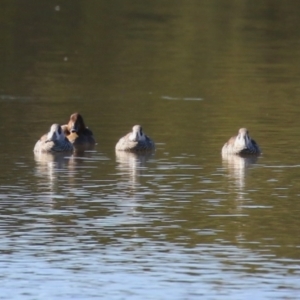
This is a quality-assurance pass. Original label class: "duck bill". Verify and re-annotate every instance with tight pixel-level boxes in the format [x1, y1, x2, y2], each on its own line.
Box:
[134, 132, 139, 141]
[70, 124, 78, 133]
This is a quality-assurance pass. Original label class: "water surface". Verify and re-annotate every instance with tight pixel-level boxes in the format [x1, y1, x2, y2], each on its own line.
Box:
[1, 1, 300, 299]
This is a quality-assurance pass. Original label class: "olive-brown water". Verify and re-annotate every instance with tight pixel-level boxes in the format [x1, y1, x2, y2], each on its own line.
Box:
[1, 1, 300, 299]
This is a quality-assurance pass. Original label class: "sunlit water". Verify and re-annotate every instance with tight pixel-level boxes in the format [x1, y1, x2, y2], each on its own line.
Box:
[1, 144, 299, 299]
[1, 1, 300, 299]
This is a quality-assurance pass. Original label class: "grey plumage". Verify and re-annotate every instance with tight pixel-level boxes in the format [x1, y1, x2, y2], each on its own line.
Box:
[222, 128, 261, 155]
[34, 124, 74, 153]
[115, 125, 155, 152]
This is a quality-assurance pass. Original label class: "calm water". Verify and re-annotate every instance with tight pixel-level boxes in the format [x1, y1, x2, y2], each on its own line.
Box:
[1, 1, 300, 299]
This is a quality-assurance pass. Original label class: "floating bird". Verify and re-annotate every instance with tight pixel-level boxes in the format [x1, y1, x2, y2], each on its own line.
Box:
[34, 124, 74, 153]
[222, 128, 261, 155]
[115, 125, 155, 152]
[62, 112, 96, 147]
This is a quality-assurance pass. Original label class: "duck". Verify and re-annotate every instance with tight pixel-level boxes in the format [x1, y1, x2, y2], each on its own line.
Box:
[115, 125, 155, 152]
[62, 113, 96, 147]
[34, 124, 74, 153]
[222, 128, 261, 155]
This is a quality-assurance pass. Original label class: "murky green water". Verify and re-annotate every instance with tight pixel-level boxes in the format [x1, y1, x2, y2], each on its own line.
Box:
[1, 1, 300, 299]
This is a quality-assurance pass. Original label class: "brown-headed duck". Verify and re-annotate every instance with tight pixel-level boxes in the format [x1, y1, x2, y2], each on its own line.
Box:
[62, 113, 96, 147]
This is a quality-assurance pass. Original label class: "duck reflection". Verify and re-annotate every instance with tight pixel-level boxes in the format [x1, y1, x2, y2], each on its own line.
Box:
[34, 150, 97, 184]
[34, 151, 72, 194]
[67, 149, 96, 172]
[34, 149, 104, 209]
[222, 153, 258, 199]
[115, 151, 154, 226]
[115, 151, 154, 187]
